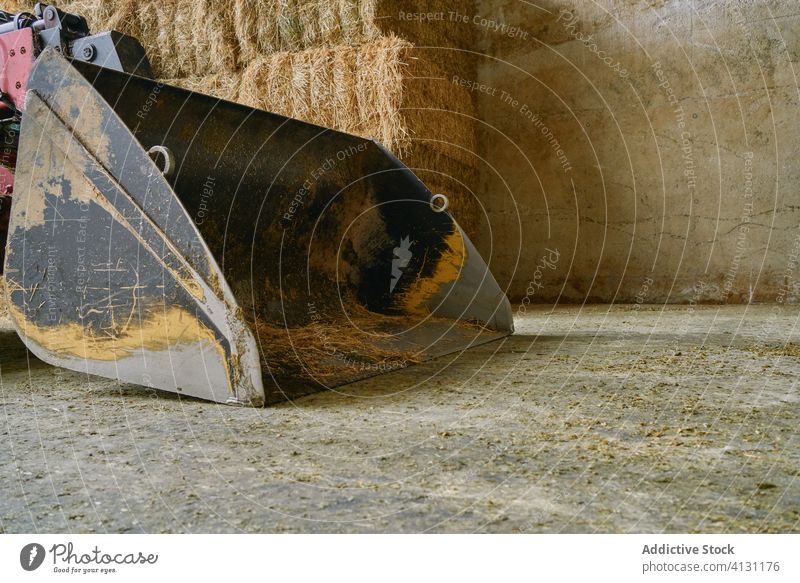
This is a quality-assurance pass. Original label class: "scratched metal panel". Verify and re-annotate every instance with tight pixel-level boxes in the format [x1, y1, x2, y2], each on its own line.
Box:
[4, 49, 512, 405]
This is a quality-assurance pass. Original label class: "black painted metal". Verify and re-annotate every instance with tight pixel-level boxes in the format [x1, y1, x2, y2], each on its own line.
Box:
[65, 59, 455, 318]
[71, 32, 153, 78]
[4, 50, 512, 405]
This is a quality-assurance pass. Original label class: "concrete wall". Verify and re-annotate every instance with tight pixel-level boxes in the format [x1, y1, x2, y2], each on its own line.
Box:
[464, 0, 800, 304]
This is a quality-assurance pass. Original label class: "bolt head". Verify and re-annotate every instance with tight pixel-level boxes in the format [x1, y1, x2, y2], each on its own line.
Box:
[81, 44, 96, 61]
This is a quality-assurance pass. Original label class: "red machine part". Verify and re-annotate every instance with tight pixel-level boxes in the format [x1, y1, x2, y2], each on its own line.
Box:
[0, 27, 34, 267]
[0, 164, 12, 195]
[0, 26, 35, 111]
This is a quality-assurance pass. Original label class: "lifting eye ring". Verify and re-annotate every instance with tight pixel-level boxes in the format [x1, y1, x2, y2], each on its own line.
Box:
[148, 145, 175, 178]
[430, 193, 449, 213]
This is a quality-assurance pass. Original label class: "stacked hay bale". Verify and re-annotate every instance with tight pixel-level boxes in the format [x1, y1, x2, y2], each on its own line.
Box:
[236, 39, 478, 194]
[64, 1, 478, 77]
[0, 0, 24, 12]
[59, 0, 483, 233]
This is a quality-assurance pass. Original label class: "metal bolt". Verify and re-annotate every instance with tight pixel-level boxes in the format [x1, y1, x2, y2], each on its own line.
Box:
[81, 44, 96, 62]
[430, 193, 450, 213]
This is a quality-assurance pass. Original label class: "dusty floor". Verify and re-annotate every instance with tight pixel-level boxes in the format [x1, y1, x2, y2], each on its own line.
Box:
[0, 305, 797, 533]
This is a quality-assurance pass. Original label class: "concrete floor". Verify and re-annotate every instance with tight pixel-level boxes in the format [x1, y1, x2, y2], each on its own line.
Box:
[0, 305, 797, 533]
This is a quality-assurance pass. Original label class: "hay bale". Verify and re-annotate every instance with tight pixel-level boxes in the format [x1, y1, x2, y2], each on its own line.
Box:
[228, 0, 478, 59]
[59, 1, 478, 74]
[60, 0, 377, 74]
[60, 1, 481, 132]
[159, 74, 240, 102]
[232, 0, 378, 60]
[372, 0, 479, 79]
[0, 0, 26, 12]
[401, 57, 477, 165]
[238, 37, 475, 158]
[60, 0, 238, 78]
[238, 37, 481, 232]
[238, 38, 403, 151]
[55, 0, 115, 26]
[193, 1, 238, 76]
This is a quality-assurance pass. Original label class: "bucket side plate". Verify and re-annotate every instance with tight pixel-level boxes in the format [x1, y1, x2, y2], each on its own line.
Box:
[4, 51, 264, 405]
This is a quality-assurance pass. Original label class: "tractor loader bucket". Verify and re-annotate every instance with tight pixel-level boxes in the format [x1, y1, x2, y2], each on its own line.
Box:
[3, 49, 513, 405]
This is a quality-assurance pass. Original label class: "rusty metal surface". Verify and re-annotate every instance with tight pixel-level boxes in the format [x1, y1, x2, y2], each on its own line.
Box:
[4, 49, 512, 405]
[5, 50, 263, 405]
